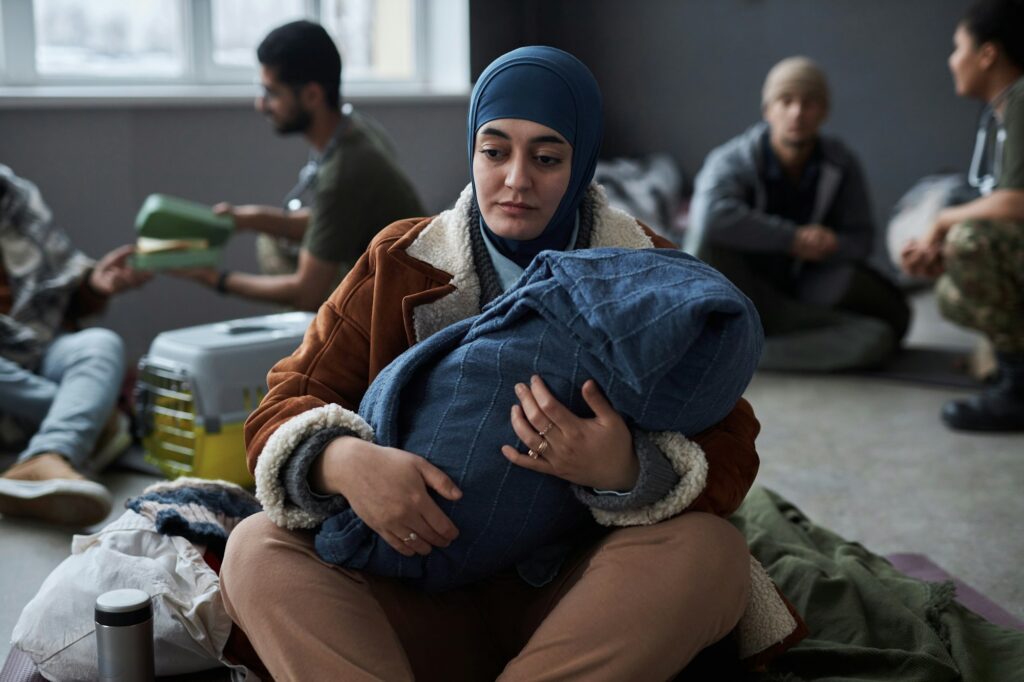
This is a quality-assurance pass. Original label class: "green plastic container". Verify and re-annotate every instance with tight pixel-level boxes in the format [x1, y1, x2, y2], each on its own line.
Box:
[132, 194, 234, 270]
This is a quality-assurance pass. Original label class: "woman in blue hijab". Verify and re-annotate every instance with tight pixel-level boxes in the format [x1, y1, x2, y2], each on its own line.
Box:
[469, 46, 604, 268]
[223, 46, 793, 681]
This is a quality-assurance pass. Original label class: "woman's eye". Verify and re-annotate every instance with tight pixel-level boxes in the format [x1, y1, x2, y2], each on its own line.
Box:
[536, 155, 561, 166]
[480, 148, 503, 159]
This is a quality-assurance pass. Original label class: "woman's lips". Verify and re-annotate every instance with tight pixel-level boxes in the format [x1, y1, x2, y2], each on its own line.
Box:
[498, 201, 535, 216]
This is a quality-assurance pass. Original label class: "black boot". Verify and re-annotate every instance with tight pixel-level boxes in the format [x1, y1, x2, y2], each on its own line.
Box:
[942, 353, 1024, 432]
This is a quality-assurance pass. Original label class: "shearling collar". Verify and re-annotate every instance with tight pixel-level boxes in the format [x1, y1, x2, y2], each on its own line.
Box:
[404, 182, 654, 343]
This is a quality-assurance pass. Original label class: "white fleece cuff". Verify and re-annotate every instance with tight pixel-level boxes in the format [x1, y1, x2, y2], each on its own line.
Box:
[738, 556, 800, 660]
[254, 404, 375, 530]
[589, 431, 708, 527]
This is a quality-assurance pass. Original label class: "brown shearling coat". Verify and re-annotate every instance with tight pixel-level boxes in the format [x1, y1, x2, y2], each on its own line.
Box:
[244, 189, 760, 520]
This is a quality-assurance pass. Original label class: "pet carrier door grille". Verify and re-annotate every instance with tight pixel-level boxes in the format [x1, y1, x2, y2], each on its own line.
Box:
[135, 360, 197, 477]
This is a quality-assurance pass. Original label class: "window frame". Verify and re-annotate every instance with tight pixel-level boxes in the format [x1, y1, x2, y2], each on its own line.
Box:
[0, 0, 468, 104]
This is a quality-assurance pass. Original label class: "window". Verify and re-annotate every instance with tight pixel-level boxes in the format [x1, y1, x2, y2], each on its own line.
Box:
[211, 1, 308, 70]
[322, 0, 415, 82]
[34, 0, 184, 78]
[0, 0, 467, 98]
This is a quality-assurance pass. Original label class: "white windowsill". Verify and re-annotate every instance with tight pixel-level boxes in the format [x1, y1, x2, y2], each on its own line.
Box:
[0, 83, 470, 109]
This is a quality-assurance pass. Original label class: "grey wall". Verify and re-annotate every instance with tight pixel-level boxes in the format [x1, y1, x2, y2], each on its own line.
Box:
[0, 99, 468, 360]
[476, 0, 979, 249]
[1, 0, 979, 361]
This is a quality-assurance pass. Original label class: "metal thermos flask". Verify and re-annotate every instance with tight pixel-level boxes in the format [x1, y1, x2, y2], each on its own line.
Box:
[94, 588, 156, 682]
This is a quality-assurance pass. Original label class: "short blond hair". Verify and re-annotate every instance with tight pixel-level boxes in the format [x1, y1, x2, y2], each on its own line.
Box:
[762, 56, 830, 108]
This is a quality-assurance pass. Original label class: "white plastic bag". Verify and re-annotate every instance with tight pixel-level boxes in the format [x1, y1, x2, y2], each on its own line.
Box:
[886, 173, 977, 279]
[11, 510, 255, 681]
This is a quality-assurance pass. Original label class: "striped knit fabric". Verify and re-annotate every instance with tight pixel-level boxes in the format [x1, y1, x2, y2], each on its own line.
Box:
[317, 248, 763, 591]
[126, 478, 261, 555]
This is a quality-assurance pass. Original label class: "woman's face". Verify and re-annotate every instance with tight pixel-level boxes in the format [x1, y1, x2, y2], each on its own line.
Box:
[948, 24, 990, 99]
[473, 118, 573, 241]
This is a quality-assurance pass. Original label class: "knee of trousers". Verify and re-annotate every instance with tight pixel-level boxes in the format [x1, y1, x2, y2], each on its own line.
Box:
[645, 513, 751, 606]
[66, 328, 126, 372]
[654, 514, 752, 642]
[943, 220, 1000, 274]
[221, 513, 292, 614]
[935, 275, 974, 325]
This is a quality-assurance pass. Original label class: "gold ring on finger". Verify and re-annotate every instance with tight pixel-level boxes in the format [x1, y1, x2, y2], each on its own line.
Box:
[402, 532, 418, 543]
[538, 422, 555, 438]
[536, 440, 549, 455]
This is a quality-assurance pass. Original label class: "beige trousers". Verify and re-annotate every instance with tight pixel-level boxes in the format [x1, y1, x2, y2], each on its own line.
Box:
[221, 511, 750, 682]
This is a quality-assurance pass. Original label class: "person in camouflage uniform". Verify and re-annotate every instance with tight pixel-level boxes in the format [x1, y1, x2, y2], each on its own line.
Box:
[902, 0, 1024, 431]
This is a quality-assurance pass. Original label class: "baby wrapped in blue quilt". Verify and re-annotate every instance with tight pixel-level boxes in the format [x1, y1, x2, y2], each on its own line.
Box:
[315, 248, 763, 591]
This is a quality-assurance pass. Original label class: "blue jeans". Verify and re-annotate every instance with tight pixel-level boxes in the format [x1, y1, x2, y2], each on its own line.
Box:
[0, 328, 125, 468]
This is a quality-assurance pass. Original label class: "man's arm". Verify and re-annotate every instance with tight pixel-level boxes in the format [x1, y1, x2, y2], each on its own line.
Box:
[215, 203, 309, 242]
[182, 249, 340, 311]
[689, 148, 800, 254]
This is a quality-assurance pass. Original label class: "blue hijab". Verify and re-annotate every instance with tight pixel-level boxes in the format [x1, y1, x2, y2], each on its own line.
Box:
[468, 46, 603, 267]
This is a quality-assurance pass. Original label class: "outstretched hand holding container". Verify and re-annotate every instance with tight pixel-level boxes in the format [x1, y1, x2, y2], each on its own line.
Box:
[130, 194, 234, 271]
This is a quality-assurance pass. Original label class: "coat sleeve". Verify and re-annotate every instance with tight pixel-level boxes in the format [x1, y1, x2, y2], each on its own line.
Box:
[64, 271, 109, 324]
[585, 398, 761, 526]
[689, 147, 799, 254]
[243, 227, 401, 529]
[828, 152, 875, 262]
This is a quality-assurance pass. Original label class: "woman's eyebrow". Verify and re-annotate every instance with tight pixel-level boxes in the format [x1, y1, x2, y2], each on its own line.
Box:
[477, 127, 566, 145]
[479, 127, 510, 139]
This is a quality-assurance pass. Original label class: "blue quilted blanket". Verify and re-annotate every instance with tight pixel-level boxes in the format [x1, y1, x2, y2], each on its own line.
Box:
[316, 248, 763, 591]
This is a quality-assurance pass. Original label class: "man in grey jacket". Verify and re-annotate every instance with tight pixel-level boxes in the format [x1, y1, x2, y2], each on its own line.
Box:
[687, 57, 910, 371]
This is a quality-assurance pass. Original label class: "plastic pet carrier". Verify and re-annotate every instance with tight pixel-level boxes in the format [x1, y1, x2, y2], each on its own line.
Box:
[135, 312, 314, 486]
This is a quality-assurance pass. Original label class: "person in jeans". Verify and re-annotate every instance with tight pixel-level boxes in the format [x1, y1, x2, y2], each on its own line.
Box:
[901, 0, 1024, 431]
[0, 165, 149, 526]
[687, 57, 911, 371]
[219, 47, 805, 681]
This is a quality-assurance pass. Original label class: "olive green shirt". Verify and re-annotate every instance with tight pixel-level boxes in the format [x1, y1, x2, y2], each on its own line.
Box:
[997, 77, 1024, 190]
[303, 112, 425, 274]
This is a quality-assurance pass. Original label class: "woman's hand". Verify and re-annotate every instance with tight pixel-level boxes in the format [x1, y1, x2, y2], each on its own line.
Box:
[502, 376, 639, 491]
[314, 436, 462, 557]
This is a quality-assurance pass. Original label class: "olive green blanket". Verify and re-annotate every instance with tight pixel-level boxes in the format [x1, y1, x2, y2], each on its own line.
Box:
[730, 487, 1024, 682]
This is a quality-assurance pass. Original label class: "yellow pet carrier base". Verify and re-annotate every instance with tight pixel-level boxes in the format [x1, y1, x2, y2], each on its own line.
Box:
[135, 312, 314, 487]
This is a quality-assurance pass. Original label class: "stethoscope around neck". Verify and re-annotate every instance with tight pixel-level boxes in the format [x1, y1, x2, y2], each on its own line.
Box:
[282, 102, 354, 211]
[968, 104, 1006, 196]
[966, 78, 1022, 195]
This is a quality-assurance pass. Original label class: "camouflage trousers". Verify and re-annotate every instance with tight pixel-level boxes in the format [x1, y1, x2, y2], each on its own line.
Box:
[936, 219, 1024, 354]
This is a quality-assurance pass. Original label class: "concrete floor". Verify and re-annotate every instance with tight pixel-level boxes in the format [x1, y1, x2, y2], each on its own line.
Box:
[2, 292, 1023, 664]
